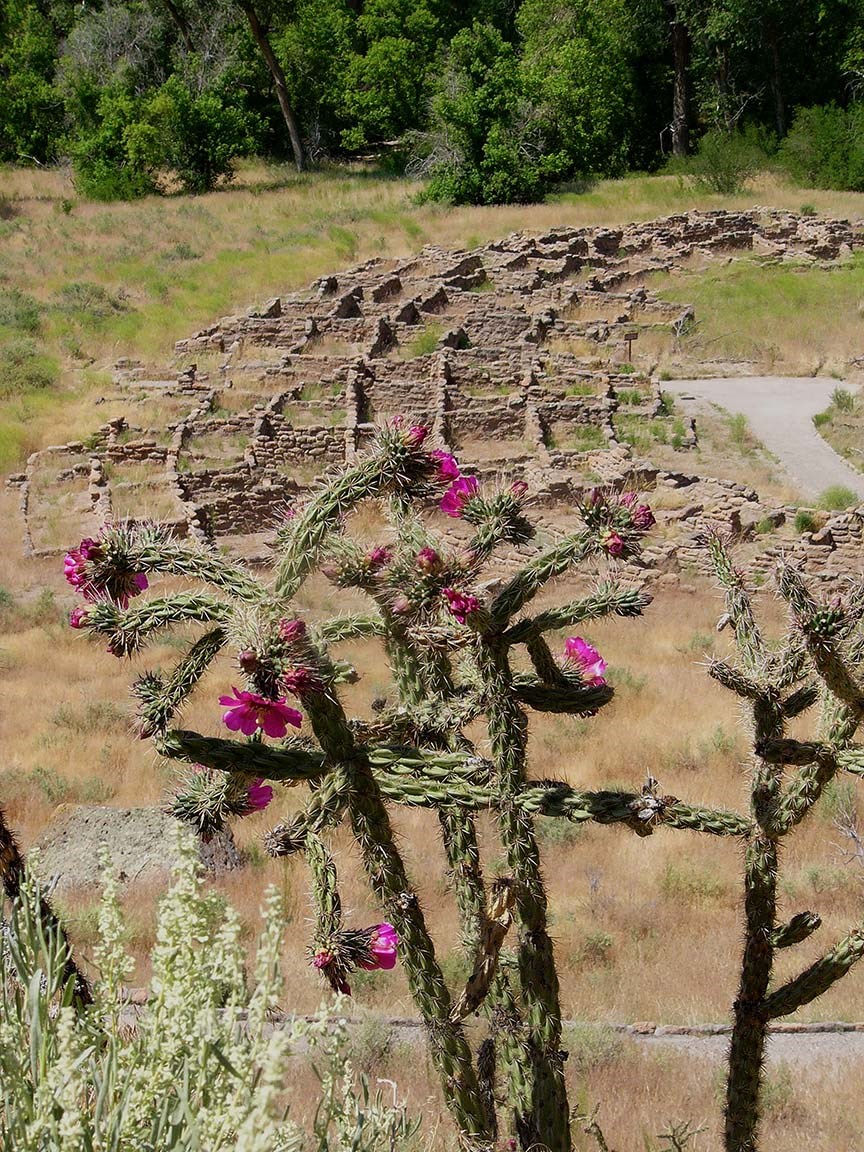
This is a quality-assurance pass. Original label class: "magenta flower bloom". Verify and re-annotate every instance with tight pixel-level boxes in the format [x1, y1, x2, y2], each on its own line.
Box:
[246, 778, 274, 813]
[510, 480, 529, 499]
[69, 606, 90, 629]
[390, 415, 429, 446]
[238, 649, 259, 672]
[219, 687, 302, 738]
[390, 594, 411, 615]
[416, 546, 441, 573]
[620, 491, 637, 507]
[443, 587, 480, 624]
[430, 449, 461, 482]
[631, 503, 655, 530]
[367, 545, 393, 570]
[63, 537, 101, 592]
[359, 922, 399, 971]
[564, 637, 607, 686]
[278, 618, 307, 643]
[64, 537, 148, 607]
[601, 529, 625, 557]
[440, 475, 479, 518]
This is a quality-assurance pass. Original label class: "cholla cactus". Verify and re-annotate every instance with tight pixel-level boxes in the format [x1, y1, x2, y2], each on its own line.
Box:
[64, 420, 671, 1150]
[706, 537, 864, 1152]
[72, 422, 794, 1150]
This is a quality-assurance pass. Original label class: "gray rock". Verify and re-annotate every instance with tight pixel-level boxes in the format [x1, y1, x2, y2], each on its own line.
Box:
[32, 806, 243, 892]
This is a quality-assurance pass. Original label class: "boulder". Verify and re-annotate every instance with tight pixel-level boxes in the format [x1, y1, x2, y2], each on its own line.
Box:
[32, 805, 243, 893]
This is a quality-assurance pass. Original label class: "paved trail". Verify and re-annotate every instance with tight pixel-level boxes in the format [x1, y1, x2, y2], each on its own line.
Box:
[664, 376, 864, 503]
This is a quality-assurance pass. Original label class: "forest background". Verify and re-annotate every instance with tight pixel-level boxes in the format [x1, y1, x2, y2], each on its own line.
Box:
[6, 0, 864, 205]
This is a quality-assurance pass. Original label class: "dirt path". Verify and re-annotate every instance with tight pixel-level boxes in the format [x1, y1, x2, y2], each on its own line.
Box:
[664, 376, 864, 503]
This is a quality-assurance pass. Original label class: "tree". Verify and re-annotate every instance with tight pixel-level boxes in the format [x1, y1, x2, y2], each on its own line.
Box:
[0, 0, 62, 162]
[415, 21, 567, 204]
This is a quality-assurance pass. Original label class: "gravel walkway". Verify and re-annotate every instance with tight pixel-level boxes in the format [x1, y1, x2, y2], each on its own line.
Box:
[664, 376, 864, 502]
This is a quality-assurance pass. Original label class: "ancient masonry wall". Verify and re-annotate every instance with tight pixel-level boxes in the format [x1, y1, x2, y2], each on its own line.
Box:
[9, 208, 863, 589]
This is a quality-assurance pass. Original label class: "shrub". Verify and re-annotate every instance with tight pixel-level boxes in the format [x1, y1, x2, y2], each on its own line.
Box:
[0, 336, 56, 397]
[779, 103, 864, 192]
[818, 484, 858, 511]
[794, 509, 818, 533]
[0, 288, 41, 334]
[831, 386, 856, 412]
[0, 840, 418, 1151]
[682, 125, 768, 194]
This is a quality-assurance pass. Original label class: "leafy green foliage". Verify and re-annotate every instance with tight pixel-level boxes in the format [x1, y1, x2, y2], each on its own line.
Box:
[416, 22, 567, 205]
[779, 103, 864, 191]
[679, 125, 770, 194]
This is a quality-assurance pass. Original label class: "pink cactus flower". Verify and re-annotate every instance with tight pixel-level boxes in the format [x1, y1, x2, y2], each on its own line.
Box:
[246, 778, 274, 813]
[64, 537, 148, 607]
[391, 594, 411, 615]
[283, 505, 297, 521]
[69, 606, 90, 629]
[63, 537, 102, 593]
[440, 475, 479, 518]
[313, 950, 351, 996]
[510, 480, 529, 499]
[416, 546, 441, 573]
[359, 922, 399, 971]
[278, 618, 307, 643]
[219, 687, 302, 738]
[238, 649, 259, 672]
[631, 503, 655, 530]
[620, 491, 638, 507]
[282, 667, 322, 696]
[601, 529, 625, 557]
[367, 545, 393, 570]
[564, 637, 607, 686]
[430, 449, 461, 482]
[443, 587, 480, 624]
[406, 424, 429, 446]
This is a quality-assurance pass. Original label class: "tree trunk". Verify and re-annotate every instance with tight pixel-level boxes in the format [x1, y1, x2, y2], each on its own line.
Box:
[670, 6, 690, 156]
[765, 25, 786, 137]
[237, 0, 305, 172]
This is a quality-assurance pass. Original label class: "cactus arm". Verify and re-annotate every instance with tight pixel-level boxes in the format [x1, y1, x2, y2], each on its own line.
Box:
[707, 534, 767, 673]
[306, 833, 344, 948]
[513, 677, 612, 714]
[312, 614, 385, 644]
[769, 912, 821, 949]
[489, 532, 593, 627]
[274, 437, 436, 599]
[763, 928, 864, 1019]
[780, 684, 819, 719]
[134, 628, 228, 738]
[298, 688, 492, 1146]
[83, 595, 232, 657]
[113, 532, 263, 601]
[158, 729, 327, 779]
[265, 767, 352, 856]
[503, 584, 652, 644]
[707, 661, 764, 700]
[0, 805, 92, 1010]
[476, 638, 570, 1152]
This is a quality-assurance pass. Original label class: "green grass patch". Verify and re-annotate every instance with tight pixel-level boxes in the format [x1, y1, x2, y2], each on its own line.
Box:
[651, 253, 864, 370]
[818, 484, 858, 511]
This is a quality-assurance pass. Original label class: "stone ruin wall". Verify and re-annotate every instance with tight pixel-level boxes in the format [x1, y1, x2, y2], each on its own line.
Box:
[8, 208, 864, 589]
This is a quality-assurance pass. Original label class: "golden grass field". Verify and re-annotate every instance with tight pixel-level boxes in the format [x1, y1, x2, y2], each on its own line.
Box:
[3, 163, 864, 1150]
